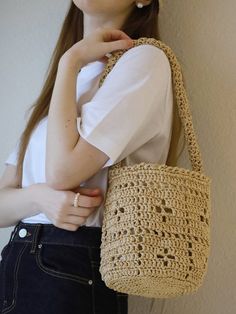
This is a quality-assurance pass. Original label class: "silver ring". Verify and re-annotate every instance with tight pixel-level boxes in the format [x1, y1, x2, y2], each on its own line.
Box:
[73, 192, 80, 207]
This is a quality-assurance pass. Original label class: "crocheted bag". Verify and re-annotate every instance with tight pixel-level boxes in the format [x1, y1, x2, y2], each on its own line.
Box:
[98, 38, 212, 298]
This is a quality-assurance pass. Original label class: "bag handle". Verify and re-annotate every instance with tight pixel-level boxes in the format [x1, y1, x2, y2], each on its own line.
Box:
[98, 37, 204, 174]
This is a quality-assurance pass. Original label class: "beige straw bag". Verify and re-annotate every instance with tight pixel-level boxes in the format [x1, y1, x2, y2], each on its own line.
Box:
[98, 38, 212, 298]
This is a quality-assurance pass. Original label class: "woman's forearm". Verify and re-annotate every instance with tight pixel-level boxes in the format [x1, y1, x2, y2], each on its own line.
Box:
[0, 185, 39, 228]
[46, 60, 83, 184]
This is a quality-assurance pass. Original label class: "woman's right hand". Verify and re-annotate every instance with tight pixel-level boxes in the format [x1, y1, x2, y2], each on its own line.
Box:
[28, 183, 104, 231]
[59, 27, 133, 71]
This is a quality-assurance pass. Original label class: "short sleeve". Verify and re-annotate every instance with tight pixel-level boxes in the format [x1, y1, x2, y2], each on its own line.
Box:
[5, 139, 20, 166]
[77, 44, 172, 168]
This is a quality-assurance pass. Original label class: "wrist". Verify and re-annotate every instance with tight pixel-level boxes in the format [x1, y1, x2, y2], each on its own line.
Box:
[59, 53, 83, 74]
[26, 184, 42, 215]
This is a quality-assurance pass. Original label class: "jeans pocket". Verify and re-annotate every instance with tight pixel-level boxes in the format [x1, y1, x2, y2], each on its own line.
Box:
[0, 242, 28, 314]
[35, 243, 93, 286]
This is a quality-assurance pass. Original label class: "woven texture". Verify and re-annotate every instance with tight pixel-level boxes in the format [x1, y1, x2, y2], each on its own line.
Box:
[98, 38, 212, 298]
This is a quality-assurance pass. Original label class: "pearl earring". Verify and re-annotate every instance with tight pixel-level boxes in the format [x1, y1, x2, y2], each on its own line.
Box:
[136, 2, 144, 8]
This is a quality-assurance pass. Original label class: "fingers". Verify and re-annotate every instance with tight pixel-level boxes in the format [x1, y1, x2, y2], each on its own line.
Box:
[103, 39, 133, 53]
[56, 188, 104, 231]
[53, 209, 89, 231]
[62, 215, 87, 225]
[101, 28, 132, 42]
[100, 28, 133, 51]
[73, 186, 102, 195]
[55, 209, 90, 231]
[72, 194, 103, 208]
[98, 55, 110, 64]
[59, 206, 97, 231]
[101, 29, 133, 51]
[68, 206, 97, 217]
[58, 223, 80, 232]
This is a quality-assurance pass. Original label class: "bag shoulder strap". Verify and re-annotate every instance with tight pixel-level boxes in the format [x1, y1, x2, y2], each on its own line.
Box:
[98, 37, 204, 174]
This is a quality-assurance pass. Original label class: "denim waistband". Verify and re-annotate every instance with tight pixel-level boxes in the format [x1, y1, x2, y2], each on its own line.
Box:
[9, 221, 102, 251]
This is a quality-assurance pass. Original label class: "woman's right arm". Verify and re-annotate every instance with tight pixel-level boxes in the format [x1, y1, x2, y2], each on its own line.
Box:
[0, 164, 39, 227]
[0, 164, 103, 230]
[0, 186, 39, 228]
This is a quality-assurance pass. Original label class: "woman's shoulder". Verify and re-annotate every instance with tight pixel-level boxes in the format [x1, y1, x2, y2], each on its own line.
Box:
[114, 40, 171, 75]
[126, 41, 168, 56]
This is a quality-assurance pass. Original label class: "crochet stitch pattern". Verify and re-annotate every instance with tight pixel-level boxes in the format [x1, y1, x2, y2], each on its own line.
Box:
[98, 38, 212, 298]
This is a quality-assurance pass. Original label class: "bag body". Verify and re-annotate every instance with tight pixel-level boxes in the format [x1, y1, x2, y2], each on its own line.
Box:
[98, 38, 212, 298]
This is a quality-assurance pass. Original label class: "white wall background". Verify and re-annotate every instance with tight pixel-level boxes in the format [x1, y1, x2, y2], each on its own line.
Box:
[0, 1, 235, 313]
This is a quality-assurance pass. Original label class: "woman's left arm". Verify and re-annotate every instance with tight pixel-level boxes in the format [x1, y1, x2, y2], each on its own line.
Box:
[46, 28, 133, 190]
[46, 60, 110, 190]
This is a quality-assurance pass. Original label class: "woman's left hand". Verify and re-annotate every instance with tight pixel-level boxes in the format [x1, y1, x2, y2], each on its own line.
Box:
[59, 27, 134, 71]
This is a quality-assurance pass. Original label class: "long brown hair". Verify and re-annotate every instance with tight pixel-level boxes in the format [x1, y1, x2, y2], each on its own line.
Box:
[15, 0, 185, 183]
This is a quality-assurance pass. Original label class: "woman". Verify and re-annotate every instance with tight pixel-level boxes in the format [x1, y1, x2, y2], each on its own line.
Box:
[0, 0, 183, 313]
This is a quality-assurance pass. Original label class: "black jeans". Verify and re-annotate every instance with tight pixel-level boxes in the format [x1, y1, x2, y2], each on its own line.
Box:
[0, 221, 128, 314]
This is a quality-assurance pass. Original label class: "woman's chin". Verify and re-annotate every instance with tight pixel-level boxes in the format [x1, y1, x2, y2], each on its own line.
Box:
[73, 0, 101, 14]
[73, 0, 114, 16]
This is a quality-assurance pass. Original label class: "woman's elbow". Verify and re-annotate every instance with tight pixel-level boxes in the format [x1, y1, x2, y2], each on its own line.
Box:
[45, 170, 67, 190]
[46, 171, 82, 191]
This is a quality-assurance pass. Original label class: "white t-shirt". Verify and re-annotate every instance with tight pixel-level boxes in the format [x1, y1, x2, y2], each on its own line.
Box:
[5, 44, 174, 227]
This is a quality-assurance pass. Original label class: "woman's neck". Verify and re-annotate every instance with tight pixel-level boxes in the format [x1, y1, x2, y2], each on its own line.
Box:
[83, 9, 132, 38]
